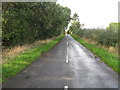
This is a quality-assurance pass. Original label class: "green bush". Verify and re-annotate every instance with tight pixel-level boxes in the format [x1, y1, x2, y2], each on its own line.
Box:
[74, 26, 118, 48]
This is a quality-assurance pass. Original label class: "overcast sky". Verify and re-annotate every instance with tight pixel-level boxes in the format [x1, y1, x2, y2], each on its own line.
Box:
[57, 0, 119, 29]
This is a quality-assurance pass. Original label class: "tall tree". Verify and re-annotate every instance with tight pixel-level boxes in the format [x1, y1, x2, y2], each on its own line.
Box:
[2, 2, 71, 48]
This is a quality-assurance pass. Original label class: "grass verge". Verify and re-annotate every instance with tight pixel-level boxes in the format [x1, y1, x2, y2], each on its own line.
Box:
[72, 35, 119, 74]
[2, 35, 64, 83]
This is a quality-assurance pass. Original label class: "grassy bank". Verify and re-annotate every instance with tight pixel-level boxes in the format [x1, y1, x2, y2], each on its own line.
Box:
[2, 36, 64, 83]
[72, 35, 119, 74]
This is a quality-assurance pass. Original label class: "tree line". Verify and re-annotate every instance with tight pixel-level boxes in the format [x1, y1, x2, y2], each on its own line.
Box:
[69, 13, 118, 48]
[78, 27, 118, 48]
[2, 2, 71, 48]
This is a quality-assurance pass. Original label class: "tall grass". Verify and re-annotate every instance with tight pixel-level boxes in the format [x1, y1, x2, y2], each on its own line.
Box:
[82, 37, 118, 55]
[2, 36, 58, 64]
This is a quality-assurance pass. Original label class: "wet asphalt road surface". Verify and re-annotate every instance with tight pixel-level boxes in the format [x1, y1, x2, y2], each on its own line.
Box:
[3, 35, 118, 88]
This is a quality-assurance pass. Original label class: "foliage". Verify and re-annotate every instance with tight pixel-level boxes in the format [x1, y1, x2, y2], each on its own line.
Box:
[72, 22, 118, 48]
[2, 36, 64, 83]
[69, 13, 81, 34]
[69, 21, 81, 34]
[107, 22, 118, 32]
[71, 13, 79, 21]
[72, 35, 119, 74]
[2, 2, 71, 48]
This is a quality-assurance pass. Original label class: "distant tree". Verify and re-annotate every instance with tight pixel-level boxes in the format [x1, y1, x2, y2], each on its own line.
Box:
[107, 22, 119, 32]
[69, 13, 81, 34]
[69, 21, 81, 34]
[72, 13, 79, 22]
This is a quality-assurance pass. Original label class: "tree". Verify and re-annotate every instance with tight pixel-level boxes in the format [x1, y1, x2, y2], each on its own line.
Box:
[2, 2, 71, 48]
[72, 13, 79, 22]
[69, 21, 81, 34]
[107, 22, 119, 32]
[68, 13, 81, 34]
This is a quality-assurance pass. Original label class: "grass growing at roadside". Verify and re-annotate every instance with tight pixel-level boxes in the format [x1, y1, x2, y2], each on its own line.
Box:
[72, 35, 119, 74]
[2, 36, 64, 83]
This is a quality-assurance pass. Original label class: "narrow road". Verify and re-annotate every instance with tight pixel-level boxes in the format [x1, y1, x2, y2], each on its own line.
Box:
[3, 35, 118, 88]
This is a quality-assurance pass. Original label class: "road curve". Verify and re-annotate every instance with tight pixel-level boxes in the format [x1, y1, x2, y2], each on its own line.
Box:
[3, 35, 118, 88]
